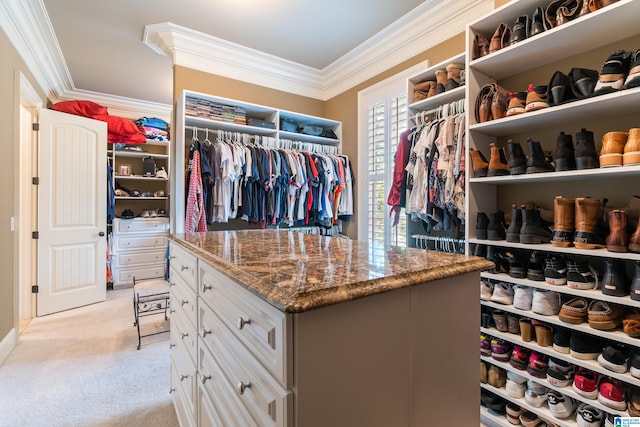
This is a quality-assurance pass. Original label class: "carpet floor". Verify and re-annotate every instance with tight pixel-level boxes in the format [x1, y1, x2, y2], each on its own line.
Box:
[0, 289, 178, 427]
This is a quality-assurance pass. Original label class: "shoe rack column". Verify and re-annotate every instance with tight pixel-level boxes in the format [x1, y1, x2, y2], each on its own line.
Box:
[466, 1, 640, 426]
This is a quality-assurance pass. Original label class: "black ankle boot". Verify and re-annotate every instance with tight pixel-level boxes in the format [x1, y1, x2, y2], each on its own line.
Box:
[473, 244, 487, 258]
[507, 140, 527, 175]
[602, 259, 630, 297]
[630, 261, 640, 301]
[554, 131, 576, 171]
[526, 138, 554, 173]
[506, 204, 522, 242]
[520, 207, 552, 244]
[487, 211, 507, 241]
[575, 128, 599, 169]
[477, 212, 490, 239]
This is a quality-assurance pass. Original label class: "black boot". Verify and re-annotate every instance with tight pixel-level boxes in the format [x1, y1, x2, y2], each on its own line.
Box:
[630, 261, 640, 301]
[487, 211, 507, 241]
[526, 138, 554, 173]
[507, 140, 527, 175]
[602, 259, 630, 297]
[520, 207, 552, 244]
[476, 212, 490, 240]
[575, 128, 599, 170]
[506, 204, 522, 242]
[554, 131, 576, 171]
[473, 244, 487, 258]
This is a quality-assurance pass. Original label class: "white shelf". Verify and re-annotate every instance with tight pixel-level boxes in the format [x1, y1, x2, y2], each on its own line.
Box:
[115, 196, 169, 201]
[113, 151, 169, 160]
[469, 164, 640, 184]
[114, 175, 168, 181]
[278, 130, 340, 145]
[470, 239, 640, 261]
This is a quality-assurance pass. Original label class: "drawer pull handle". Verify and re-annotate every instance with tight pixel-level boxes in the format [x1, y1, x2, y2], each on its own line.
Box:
[201, 375, 212, 385]
[201, 328, 212, 337]
[169, 309, 175, 314]
[170, 255, 176, 260]
[181, 333, 189, 340]
[202, 283, 212, 292]
[237, 382, 252, 395]
[237, 317, 251, 330]
[169, 387, 176, 394]
[180, 265, 189, 272]
[169, 343, 176, 349]
[169, 282, 176, 287]
[181, 300, 188, 306]
[180, 374, 189, 382]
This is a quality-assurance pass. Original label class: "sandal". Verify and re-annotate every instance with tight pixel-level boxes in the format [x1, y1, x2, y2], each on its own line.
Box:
[623, 311, 640, 338]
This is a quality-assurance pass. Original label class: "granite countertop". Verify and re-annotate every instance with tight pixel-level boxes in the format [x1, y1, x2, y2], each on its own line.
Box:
[169, 230, 492, 313]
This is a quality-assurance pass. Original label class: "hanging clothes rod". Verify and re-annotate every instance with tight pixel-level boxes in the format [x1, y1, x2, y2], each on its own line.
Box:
[412, 98, 465, 125]
[411, 234, 465, 253]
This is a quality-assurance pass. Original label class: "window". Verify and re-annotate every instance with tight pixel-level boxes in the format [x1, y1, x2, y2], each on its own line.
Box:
[358, 64, 423, 249]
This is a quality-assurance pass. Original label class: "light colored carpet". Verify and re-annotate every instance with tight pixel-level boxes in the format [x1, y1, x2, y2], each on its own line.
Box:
[0, 289, 179, 427]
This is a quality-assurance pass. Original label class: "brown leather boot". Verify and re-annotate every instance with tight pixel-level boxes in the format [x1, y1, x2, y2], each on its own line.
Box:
[606, 209, 629, 252]
[623, 128, 640, 166]
[600, 131, 628, 167]
[470, 148, 489, 177]
[551, 196, 576, 247]
[574, 197, 606, 249]
[629, 220, 640, 253]
[488, 143, 510, 176]
[446, 62, 464, 84]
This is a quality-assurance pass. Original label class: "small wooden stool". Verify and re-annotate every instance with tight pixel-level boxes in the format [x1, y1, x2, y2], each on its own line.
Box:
[132, 277, 170, 350]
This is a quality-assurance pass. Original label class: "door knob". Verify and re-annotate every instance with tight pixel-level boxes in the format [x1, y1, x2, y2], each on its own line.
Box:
[99, 231, 105, 236]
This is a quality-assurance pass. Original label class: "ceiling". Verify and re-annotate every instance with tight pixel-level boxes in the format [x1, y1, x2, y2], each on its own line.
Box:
[40, 0, 428, 106]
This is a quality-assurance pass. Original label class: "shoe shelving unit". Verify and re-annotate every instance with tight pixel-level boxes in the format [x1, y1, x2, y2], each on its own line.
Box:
[172, 90, 342, 234]
[466, 0, 640, 425]
[108, 136, 171, 289]
[405, 52, 466, 249]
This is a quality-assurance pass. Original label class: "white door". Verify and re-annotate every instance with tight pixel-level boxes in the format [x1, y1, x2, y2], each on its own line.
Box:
[37, 109, 107, 316]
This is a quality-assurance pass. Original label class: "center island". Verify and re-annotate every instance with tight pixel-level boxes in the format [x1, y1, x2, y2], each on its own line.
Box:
[167, 229, 492, 427]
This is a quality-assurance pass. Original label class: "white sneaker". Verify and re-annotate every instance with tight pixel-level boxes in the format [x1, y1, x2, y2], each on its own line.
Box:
[490, 282, 514, 305]
[480, 279, 493, 301]
[156, 167, 168, 179]
[547, 390, 578, 419]
[506, 371, 527, 398]
[513, 285, 533, 310]
[576, 403, 603, 427]
[531, 289, 561, 316]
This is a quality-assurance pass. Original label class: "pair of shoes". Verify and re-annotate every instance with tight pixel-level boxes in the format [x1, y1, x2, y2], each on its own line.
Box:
[505, 84, 549, 115]
[593, 49, 634, 95]
[552, 196, 607, 249]
[412, 80, 436, 102]
[600, 128, 640, 167]
[506, 139, 553, 175]
[433, 62, 465, 94]
[552, 128, 599, 171]
[477, 210, 507, 241]
[547, 67, 599, 106]
[469, 142, 511, 177]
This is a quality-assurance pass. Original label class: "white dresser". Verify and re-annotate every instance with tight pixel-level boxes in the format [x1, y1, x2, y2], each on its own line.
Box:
[110, 217, 169, 288]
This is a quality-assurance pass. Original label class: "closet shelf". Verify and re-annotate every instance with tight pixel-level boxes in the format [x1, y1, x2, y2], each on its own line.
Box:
[113, 151, 169, 160]
[114, 175, 168, 181]
[468, 0, 637, 79]
[185, 115, 277, 136]
[481, 271, 640, 310]
[408, 86, 466, 112]
[278, 130, 340, 145]
[470, 239, 640, 261]
[469, 164, 640, 184]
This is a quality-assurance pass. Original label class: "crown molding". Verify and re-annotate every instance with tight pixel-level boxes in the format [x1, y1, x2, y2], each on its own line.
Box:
[61, 88, 172, 120]
[144, 0, 494, 101]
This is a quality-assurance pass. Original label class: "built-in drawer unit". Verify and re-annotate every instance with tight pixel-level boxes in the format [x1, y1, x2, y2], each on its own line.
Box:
[170, 274, 197, 330]
[170, 242, 198, 292]
[170, 324, 197, 419]
[170, 295, 197, 364]
[113, 217, 169, 234]
[199, 262, 288, 385]
[112, 250, 166, 269]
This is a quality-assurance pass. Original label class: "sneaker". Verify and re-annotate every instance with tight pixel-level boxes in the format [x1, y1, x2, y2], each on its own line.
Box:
[631, 354, 640, 379]
[598, 344, 630, 373]
[531, 289, 560, 316]
[598, 378, 627, 411]
[506, 371, 527, 398]
[573, 367, 600, 399]
[624, 48, 640, 89]
[526, 251, 546, 281]
[546, 357, 575, 387]
[558, 297, 588, 324]
[553, 326, 571, 354]
[480, 279, 494, 301]
[570, 331, 603, 360]
[491, 337, 512, 362]
[490, 282, 514, 305]
[121, 208, 135, 219]
[519, 411, 544, 426]
[576, 403, 604, 427]
[506, 91, 527, 116]
[526, 351, 549, 378]
[544, 253, 568, 285]
[567, 260, 599, 290]
[156, 167, 168, 179]
[524, 385, 548, 408]
[509, 345, 531, 370]
[594, 50, 633, 95]
[587, 300, 624, 331]
[524, 83, 549, 112]
[505, 402, 523, 425]
[547, 390, 578, 419]
[480, 333, 492, 357]
[513, 285, 533, 310]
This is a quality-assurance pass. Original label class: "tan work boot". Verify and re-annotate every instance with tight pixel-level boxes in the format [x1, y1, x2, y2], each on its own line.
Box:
[606, 209, 629, 252]
[469, 148, 489, 177]
[624, 128, 640, 166]
[574, 197, 606, 249]
[600, 131, 628, 167]
[551, 196, 576, 247]
[487, 143, 510, 176]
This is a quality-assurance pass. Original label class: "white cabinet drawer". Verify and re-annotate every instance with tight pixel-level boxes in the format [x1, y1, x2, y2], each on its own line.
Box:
[170, 298, 197, 364]
[200, 309, 290, 427]
[113, 234, 167, 252]
[112, 264, 166, 288]
[199, 262, 289, 386]
[112, 250, 166, 268]
[170, 278, 197, 331]
[169, 242, 198, 292]
[113, 217, 169, 234]
[198, 345, 259, 427]
[171, 360, 196, 427]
